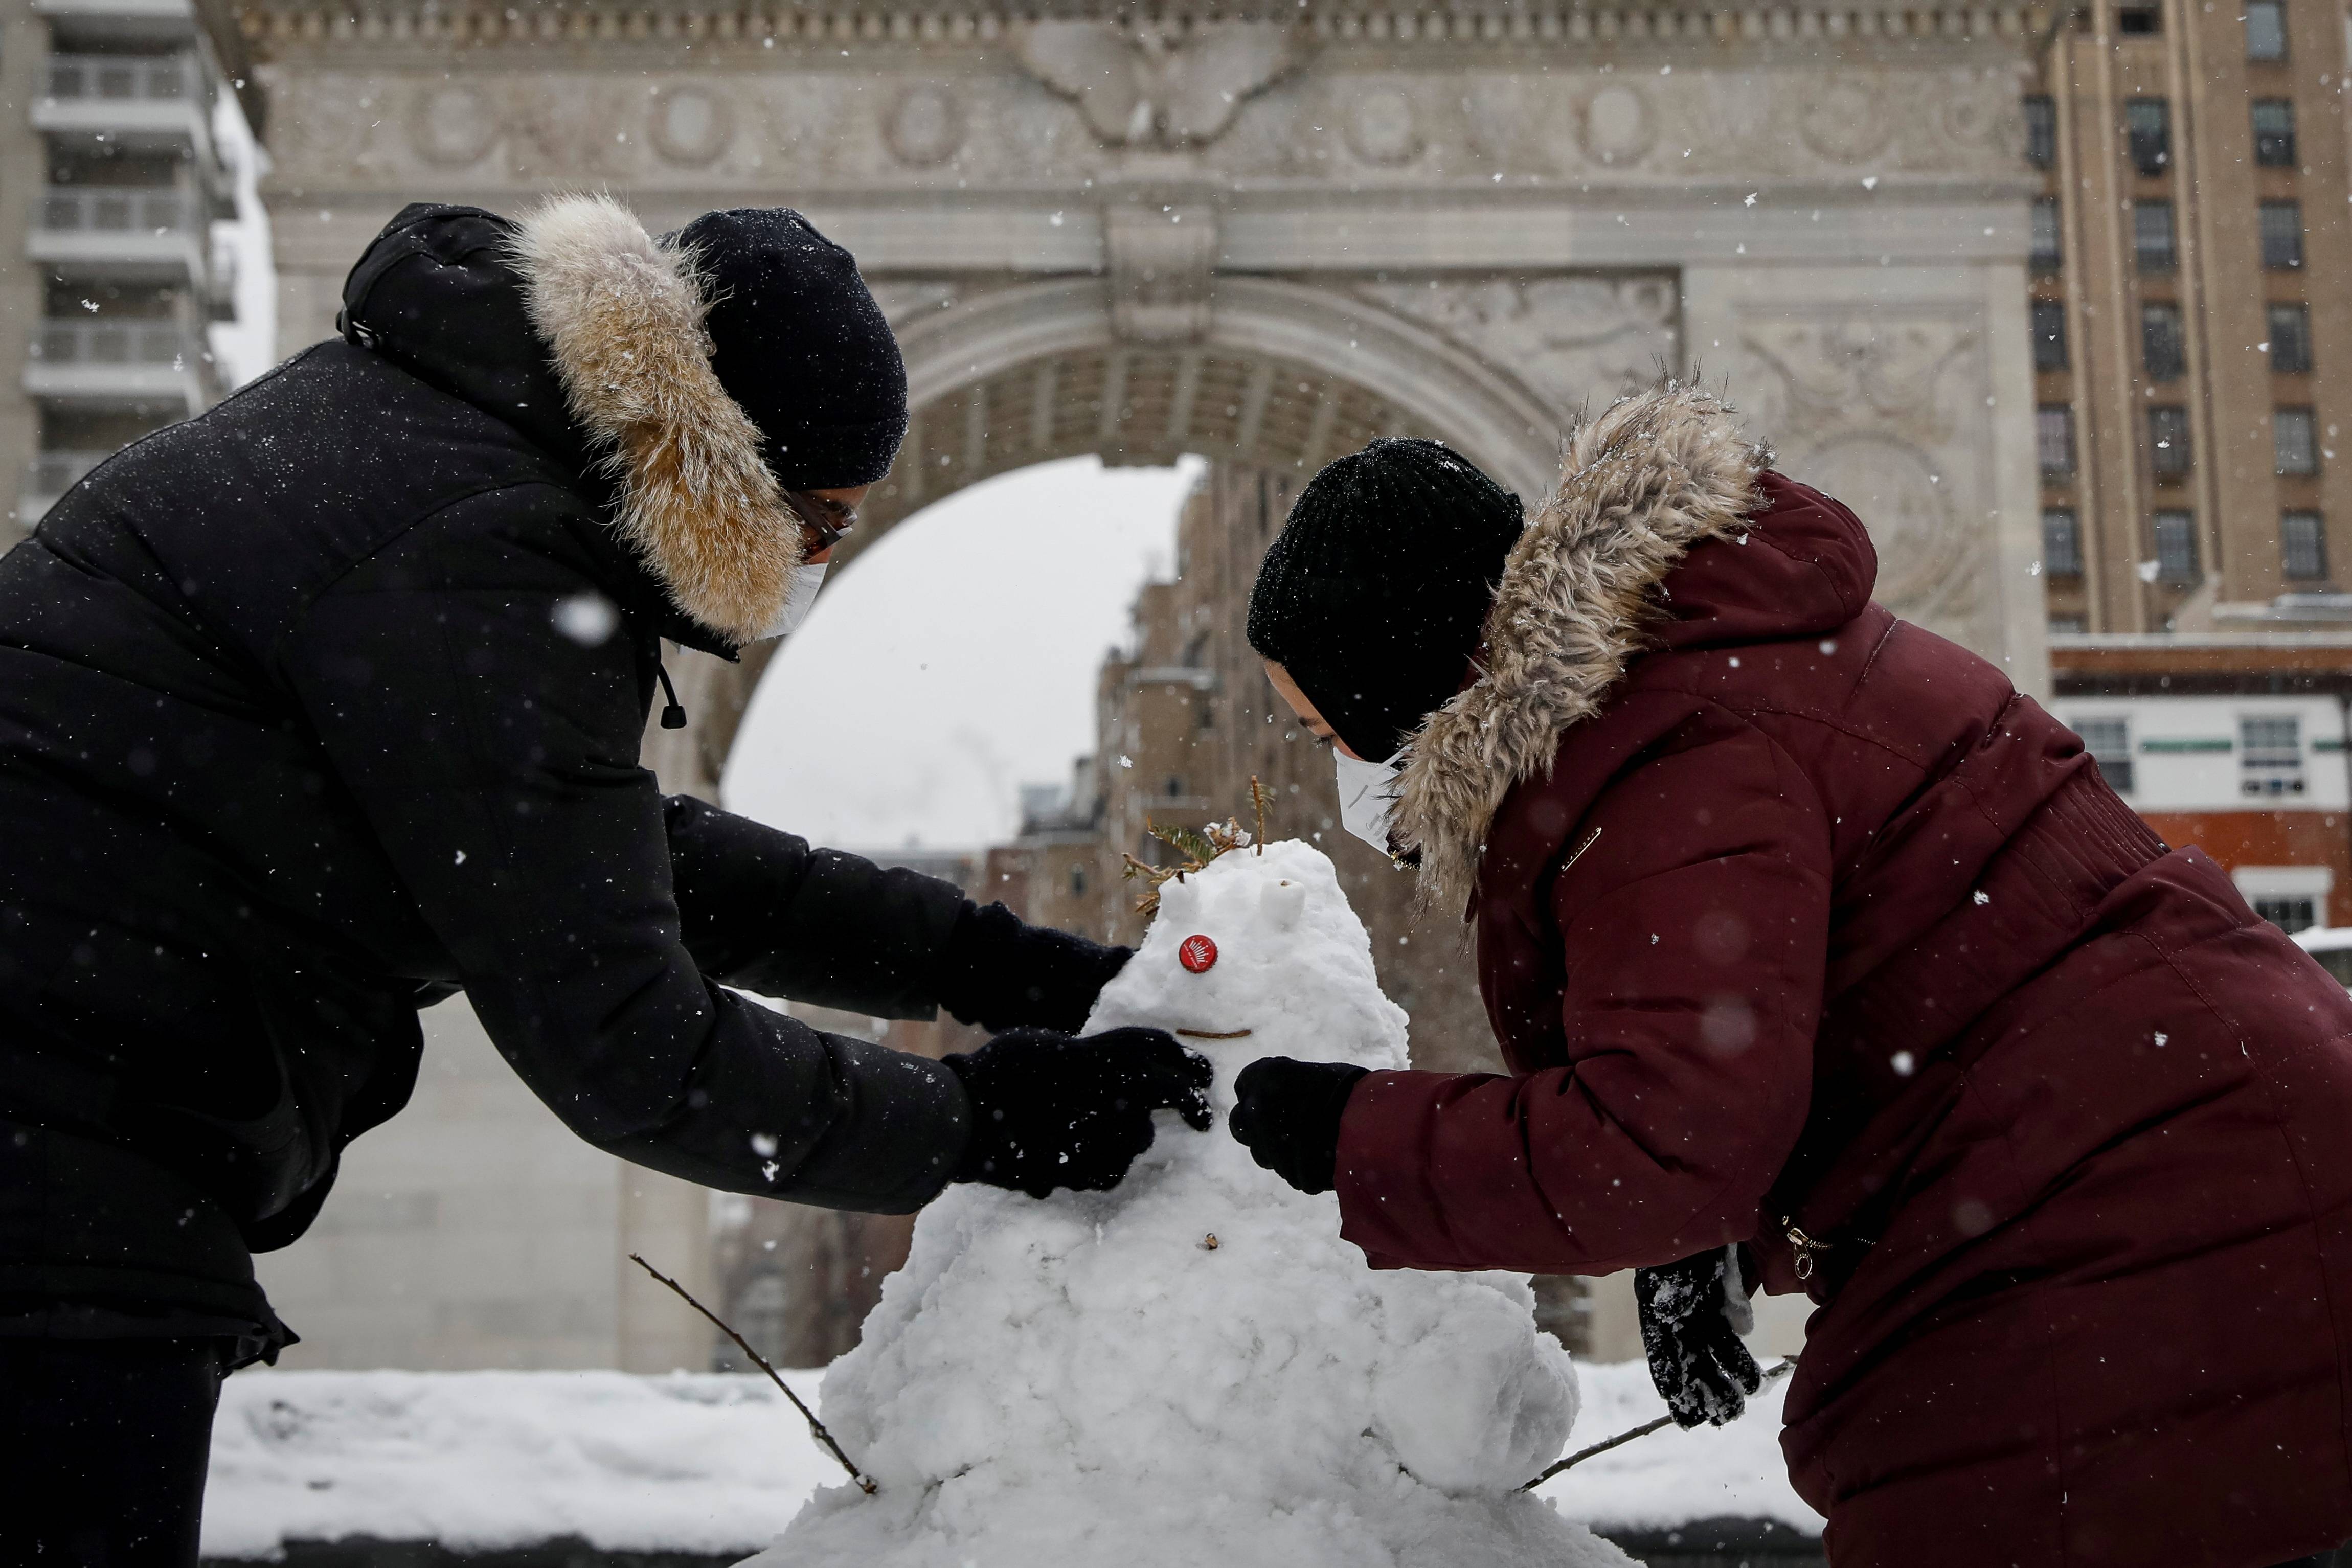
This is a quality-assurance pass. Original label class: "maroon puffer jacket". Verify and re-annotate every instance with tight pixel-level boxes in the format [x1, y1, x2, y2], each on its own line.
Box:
[1337, 386, 2352, 1566]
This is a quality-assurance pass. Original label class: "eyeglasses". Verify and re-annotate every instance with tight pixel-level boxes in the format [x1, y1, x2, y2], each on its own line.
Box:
[784, 490, 857, 556]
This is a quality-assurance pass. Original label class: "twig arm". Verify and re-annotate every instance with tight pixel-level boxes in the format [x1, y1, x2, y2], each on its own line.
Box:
[1517, 1357, 1797, 1493]
[627, 1252, 878, 1495]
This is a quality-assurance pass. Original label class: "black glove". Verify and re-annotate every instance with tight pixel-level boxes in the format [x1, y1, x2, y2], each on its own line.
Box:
[1636, 1246, 1763, 1429]
[934, 901, 1132, 1034]
[1227, 1057, 1370, 1196]
[943, 1027, 1213, 1199]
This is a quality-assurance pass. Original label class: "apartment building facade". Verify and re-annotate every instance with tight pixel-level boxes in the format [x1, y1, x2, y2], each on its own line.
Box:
[2027, 0, 2352, 926]
[0, 0, 256, 542]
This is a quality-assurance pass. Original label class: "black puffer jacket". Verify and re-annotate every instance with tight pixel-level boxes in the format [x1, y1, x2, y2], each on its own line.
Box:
[0, 201, 981, 1354]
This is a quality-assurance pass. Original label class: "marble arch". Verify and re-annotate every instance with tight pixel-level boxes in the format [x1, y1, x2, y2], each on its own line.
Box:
[239, 0, 2052, 791]
[235, 0, 2055, 1372]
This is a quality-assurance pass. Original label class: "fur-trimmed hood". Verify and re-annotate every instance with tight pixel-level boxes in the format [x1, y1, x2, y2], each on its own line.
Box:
[506, 195, 802, 647]
[1389, 383, 1773, 913]
[339, 197, 805, 648]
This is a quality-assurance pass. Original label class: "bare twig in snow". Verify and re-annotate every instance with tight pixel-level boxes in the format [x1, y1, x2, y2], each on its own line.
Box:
[628, 1252, 878, 1495]
[1516, 1357, 1796, 1492]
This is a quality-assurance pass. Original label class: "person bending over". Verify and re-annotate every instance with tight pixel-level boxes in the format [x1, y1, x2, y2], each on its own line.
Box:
[1228, 389, 2352, 1568]
[0, 196, 1207, 1566]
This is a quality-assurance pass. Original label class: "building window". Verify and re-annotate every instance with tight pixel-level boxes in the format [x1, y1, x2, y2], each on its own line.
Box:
[2284, 510, 2329, 580]
[2245, 0, 2287, 59]
[2149, 405, 2193, 475]
[2076, 716, 2135, 794]
[2025, 95, 2057, 167]
[2031, 196, 2064, 271]
[2039, 405, 2077, 477]
[2134, 200, 2177, 270]
[2153, 509, 2200, 582]
[2253, 98, 2297, 165]
[2237, 866, 2332, 931]
[2257, 894, 2321, 931]
[2050, 613, 2090, 633]
[2241, 714, 2306, 796]
[2141, 303, 2186, 380]
[2044, 508, 2084, 576]
[1069, 863, 1089, 897]
[2270, 303, 2314, 373]
[2276, 407, 2319, 475]
[2261, 201, 2304, 268]
[2033, 300, 2070, 371]
[2126, 98, 2170, 174]
[2118, 3, 2161, 31]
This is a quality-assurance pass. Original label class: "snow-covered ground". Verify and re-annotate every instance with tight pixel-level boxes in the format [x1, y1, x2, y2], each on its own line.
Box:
[201, 1359, 1819, 1560]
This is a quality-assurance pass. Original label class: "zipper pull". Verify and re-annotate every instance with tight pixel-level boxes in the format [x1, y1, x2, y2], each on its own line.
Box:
[1782, 1217, 1831, 1282]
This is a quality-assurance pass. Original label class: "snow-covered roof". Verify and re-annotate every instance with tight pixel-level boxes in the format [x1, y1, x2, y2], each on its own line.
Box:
[199, 1361, 1821, 1560]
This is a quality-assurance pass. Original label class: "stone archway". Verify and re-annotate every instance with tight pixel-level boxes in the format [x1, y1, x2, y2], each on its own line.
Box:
[645, 270, 1671, 797]
[240, 0, 2048, 1370]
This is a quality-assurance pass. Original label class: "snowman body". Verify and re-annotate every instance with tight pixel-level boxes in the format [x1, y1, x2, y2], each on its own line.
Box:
[756, 840, 1630, 1568]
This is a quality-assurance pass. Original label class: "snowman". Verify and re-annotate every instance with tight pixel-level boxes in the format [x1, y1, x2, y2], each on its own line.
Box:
[754, 836, 1632, 1568]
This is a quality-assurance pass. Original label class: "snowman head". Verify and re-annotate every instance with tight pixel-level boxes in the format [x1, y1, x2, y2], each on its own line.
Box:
[1087, 839, 1410, 1091]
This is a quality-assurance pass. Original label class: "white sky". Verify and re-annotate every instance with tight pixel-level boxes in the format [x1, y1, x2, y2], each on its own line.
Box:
[721, 456, 1205, 853]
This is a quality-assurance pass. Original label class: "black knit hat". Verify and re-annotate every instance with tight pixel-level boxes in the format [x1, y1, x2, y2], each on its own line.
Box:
[673, 208, 908, 490]
[1246, 439, 1524, 761]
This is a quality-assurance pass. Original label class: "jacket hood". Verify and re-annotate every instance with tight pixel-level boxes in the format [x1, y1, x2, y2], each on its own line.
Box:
[1390, 382, 1874, 914]
[341, 197, 802, 649]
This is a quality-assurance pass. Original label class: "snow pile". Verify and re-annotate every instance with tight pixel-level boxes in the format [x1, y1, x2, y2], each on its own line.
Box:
[196, 1363, 1816, 1560]
[201, 1370, 831, 1559]
[762, 839, 1631, 1568]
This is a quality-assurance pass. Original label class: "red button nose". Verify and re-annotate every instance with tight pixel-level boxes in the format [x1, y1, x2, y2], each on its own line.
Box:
[1178, 934, 1218, 973]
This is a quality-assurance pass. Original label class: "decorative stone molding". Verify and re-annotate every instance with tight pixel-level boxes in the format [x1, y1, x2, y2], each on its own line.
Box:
[1013, 20, 1311, 148]
[1103, 203, 1219, 343]
[1346, 87, 1421, 166]
[883, 84, 965, 166]
[648, 85, 734, 165]
[239, 3, 2052, 55]
[1739, 310, 1994, 634]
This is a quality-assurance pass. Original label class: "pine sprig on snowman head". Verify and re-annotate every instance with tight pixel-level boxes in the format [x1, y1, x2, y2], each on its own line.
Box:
[1119, 777, 1275, 917]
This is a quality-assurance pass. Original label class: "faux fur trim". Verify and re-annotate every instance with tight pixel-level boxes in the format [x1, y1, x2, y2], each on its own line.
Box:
[1390, 382, 1768, 915]
[506, 193, 800, 645]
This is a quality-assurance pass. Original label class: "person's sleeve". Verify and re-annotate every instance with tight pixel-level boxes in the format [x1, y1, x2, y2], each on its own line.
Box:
[661, 796, 969, 1021]
[1333, 715, 1829, 1274]
[278, 488, 967, 1212]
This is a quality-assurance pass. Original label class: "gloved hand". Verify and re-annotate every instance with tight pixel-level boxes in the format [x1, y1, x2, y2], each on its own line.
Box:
[934, 901, 1132, 1034]
[1227, 1057, 1371, 1196]
[1636, 1245, 1763, 1429]
[943, 1026, 1213, 1199]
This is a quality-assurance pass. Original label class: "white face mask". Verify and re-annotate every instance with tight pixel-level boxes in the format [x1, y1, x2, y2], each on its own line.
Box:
[759, 561, 827, 641]
[1333, 745, 1408, 857]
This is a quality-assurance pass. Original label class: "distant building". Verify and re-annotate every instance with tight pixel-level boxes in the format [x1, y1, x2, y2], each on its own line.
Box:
[2030, 0, 2352, 925]
[0, 0, 264, 544]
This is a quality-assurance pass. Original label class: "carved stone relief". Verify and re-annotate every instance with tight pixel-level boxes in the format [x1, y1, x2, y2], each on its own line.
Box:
[648, 85, 734, 166]
[1222, 62, 2028, 181]
[407, 83, 499, 167]
[1738, 312, 1993, 637]
[884, 85, 966, 166]
[1104, 205, 1219, 343]
[1346, 86, 1421, 166]
[266, 55, 2028, 193]
[1356, 276, 1679, 416]
[1013, 21, 1313, 148]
